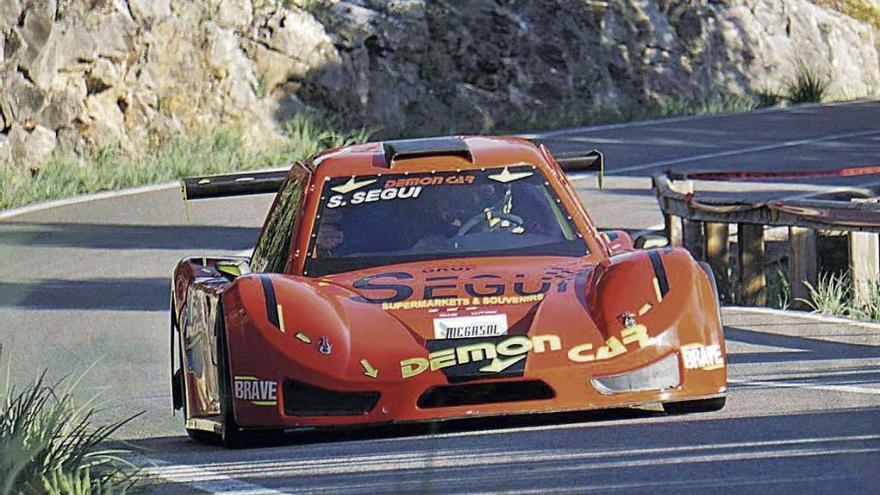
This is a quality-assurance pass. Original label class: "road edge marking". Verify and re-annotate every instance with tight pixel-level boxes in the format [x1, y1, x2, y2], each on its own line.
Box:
[611, 128, 880, 174]
[524, 98, 878, 138]
[132, 453, 287, 495]
[729, 377, 880, 396]
[725, 306, 880, 331]
[0, 182, 179, 221]
[0, 166, 290, 222]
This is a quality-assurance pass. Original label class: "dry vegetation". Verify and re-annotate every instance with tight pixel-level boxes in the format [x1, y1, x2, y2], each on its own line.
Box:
[810, 0, 880, 28]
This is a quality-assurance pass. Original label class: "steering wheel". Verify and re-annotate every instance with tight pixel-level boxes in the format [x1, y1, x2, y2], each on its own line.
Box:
[455, 211, 524, 236]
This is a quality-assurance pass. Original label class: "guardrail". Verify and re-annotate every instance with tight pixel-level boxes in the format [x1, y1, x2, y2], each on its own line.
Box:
[652, 167, 880, 306]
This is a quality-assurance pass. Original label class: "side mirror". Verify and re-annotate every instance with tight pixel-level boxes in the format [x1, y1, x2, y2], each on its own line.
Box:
[601, 229, 634, 254]
[215, 259, 252, 278]
[635, 234, 669, 250]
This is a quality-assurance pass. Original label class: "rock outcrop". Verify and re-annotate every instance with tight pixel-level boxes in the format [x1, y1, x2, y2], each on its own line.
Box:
[0, 0, 877, 168]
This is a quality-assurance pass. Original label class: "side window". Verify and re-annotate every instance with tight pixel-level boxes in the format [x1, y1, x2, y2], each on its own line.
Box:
[251, 166, 309, 273]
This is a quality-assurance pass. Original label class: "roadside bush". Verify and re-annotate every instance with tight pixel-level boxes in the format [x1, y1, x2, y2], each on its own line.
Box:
[784, 65, 831, 103]
[0, 368, 138, 494]
[800, 271, 880, 322]
[0, 115, 370, 210]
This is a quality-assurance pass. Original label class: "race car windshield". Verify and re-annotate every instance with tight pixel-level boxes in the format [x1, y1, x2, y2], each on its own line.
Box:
[304, 166, 588, 276]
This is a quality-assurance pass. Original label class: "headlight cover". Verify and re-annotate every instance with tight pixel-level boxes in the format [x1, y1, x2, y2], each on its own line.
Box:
[590, 352, 680, 395]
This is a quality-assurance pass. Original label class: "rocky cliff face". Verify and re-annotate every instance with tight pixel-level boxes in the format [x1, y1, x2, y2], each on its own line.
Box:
[1, 0, 877, 168]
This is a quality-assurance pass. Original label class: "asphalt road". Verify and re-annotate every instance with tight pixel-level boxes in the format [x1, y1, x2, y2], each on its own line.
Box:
[1, 100, 879, 494]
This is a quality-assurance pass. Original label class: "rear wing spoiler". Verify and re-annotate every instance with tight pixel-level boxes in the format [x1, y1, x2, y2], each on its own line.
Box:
[180, 170, 288, 200]
[553, 149, 605, 190]
[179, 148, 604, 200]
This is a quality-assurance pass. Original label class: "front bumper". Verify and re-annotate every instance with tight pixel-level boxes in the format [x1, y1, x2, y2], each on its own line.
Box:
[227, 351, 726, 430]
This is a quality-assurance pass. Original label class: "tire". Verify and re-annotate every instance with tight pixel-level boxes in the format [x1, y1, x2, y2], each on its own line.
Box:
[177, 311, 222, 444]
[663, 396, 727, 414]
[215, 305, 254, 449]
[174, 300, 222, 445]
[697, 261, 721, 307]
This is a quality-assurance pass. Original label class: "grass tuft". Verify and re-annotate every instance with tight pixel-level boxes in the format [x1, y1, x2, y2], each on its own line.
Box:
[0, 115, 369, 210]
[809, 0, 880, 29]
[755, 88, 785, 108]
[799, 271, 880, 321]
[800, 272, 852, 316]
[784, 65, 831, 104]
[0, 367, 140, 494]
[503, 92, 759, 135]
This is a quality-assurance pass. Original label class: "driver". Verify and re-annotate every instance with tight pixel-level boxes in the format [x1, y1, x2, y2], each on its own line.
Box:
[315, 210, 345, 257]
[438, 184, 504, 236]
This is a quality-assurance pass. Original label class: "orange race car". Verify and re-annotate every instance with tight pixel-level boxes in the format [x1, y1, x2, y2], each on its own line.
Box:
[169, 136, 727, 447]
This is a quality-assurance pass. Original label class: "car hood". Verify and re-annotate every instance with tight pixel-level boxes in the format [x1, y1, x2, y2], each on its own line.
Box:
[321, 256, 603, 344]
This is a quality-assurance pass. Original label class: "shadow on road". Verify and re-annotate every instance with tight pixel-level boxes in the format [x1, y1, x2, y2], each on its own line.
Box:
[0, 222, 259, 251]
[0, 278, 170, 311]
[726, 326, 880, 364]
[125, 407, 664, 453]
[130, 407, 880, 495]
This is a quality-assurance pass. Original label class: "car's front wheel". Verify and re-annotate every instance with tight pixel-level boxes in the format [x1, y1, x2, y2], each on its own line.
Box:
[215, 305, 253, 449]
[174, 301, 222, 445]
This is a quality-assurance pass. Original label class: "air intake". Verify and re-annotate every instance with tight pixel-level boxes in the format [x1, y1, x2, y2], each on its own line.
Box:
[417, 380, 554, 409]
[283, 380, 379, 416]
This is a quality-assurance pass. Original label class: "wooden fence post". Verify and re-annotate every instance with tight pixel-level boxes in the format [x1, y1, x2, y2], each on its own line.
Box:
[666, 180, 693, 250]
[788, 227, 818, 309]
[704, 223, 730, 299]
[684, 220, 705, 260]
[738, 223, 766, 306]
[666, 214, 683, 247]
[788, 227, 819, 308]
[849, 231, 879, 304]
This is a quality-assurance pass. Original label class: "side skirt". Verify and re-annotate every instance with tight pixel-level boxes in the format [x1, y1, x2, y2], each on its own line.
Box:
[186, 417, 223, 434]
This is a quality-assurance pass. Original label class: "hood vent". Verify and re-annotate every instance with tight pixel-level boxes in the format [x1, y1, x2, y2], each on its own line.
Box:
[382, 137, 473, 166]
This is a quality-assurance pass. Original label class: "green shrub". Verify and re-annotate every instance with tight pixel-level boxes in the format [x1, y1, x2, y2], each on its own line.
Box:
[0, 369, 138, 494]
[0, 115, 369, 210]
[755, 88, 785, 108]
[800, 271, 852, 316]
[784, 65, 831, 103]
[799, 271, 880, 322]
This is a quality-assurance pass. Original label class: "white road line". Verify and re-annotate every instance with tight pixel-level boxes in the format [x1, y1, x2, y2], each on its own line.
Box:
[608, 128, 880, 175]
[781, 176, 880, 201]
[135, 454, 286, 495]
[726, 306, 880, 331]
[729, 377, 880, 395]
[472, 473, 855, 495]
[147, 434, 880, 479]
[525, 100, 844, 139]
[0, 166, 288, 221]
[0, 182, 179, 221]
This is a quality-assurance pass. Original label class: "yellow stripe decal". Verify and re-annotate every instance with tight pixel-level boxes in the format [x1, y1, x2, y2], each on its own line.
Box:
[652, 277, 663, 302]
[277, 304, 286, 334]
[295, 332, 311, 344]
